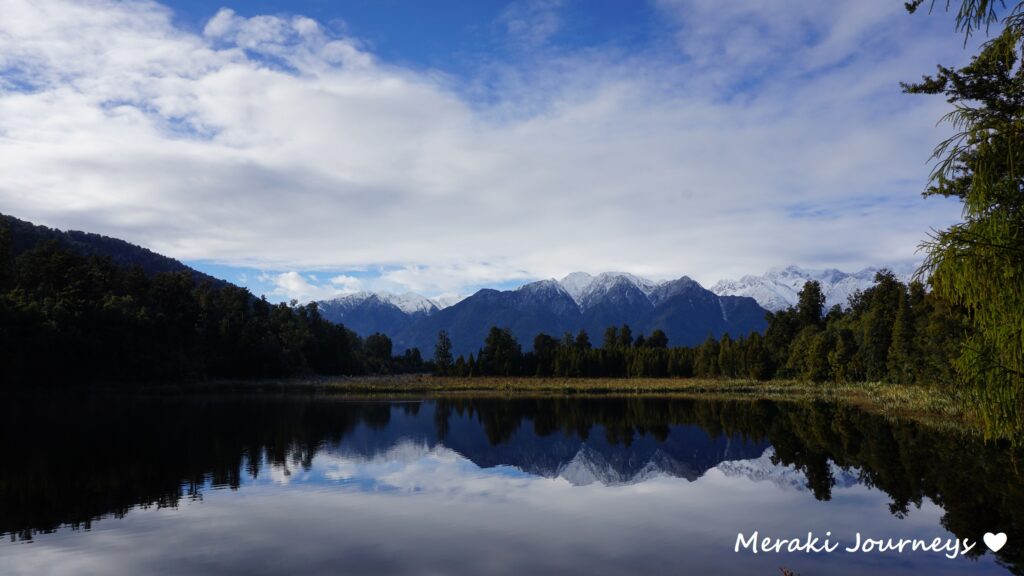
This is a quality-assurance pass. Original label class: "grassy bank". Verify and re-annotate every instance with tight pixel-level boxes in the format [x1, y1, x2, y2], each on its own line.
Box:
[160, 375, 978, 436]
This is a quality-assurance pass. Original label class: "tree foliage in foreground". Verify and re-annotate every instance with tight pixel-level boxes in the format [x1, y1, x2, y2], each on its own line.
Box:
[904, 0, 1024, 435]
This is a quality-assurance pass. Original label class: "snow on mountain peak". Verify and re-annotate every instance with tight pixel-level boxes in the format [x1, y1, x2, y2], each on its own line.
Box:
[321, 291, 439, 315]
[711, 264, 918, 312]
[716, 447, 860, 492]
[559, 271, 658, 307]
[519, 278, 570, 296]
[559, 272, 594, 303]
[379, 292, 440, 315]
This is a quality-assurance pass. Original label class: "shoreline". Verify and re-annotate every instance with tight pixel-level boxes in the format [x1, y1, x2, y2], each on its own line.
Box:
[132, 375, 979, 437]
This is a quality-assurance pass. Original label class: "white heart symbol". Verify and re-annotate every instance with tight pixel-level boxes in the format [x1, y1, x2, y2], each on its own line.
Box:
[984, 532, 1007, 552]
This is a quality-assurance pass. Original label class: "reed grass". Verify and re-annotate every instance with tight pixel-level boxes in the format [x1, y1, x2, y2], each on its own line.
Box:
[166, 375, 980, 436]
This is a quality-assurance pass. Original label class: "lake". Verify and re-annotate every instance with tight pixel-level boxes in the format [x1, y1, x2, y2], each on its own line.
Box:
[0, 394, 1020, 575]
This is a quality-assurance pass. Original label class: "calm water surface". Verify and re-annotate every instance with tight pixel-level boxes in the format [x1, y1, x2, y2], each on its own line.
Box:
[0, 394, 1021, 575]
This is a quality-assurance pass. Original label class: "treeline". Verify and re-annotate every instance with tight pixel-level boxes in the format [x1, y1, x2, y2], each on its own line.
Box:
[435, 270, 966, 384]
[0, 236, 427, 387]
[0, 221, 966, 388]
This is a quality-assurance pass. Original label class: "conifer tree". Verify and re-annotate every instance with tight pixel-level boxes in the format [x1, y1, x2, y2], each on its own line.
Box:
[887, 290, 917, 383]
[575, 329, 591, 350]
[905, 0, 1024, 435]
[618, 324, 633, 348]
[796, 280, 826, 329]
[602, 326, 619, 349]
[647, 329, 669, 349]
[433, 330, 453, 376]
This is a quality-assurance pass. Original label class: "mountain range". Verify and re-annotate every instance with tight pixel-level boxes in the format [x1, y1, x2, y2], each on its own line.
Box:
[711, 264, 918, 311]
[316, 265, 915, 355]
[319, 403, 772, 488]
[319, 271, 769, 355]
[2, 212, 907, 356]
[315, 264, 917, 354]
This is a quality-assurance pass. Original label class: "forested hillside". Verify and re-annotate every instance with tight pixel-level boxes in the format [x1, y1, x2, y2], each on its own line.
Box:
[0, 213, 226, 287]
[0, 213, 985, 404]
[0, 216, 426, 387]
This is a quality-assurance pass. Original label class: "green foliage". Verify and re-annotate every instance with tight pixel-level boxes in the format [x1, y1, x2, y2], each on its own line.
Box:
[478, 327, 522, 376]
[796, 280, 826, 329]
[0, 234, 429, 388]
[574, 329, 592, 350]
[443, 278, 968, 390]
[364, 333, 394, 374]
[618, 324, 633, 349]
[5, 396, 1023, 570]
[887, 290, 917, 383]
[433, 330, 453, 376]
[905, 1, 1024, 437]
[602, 326, 618, 349]
[646, 329, 669, 349]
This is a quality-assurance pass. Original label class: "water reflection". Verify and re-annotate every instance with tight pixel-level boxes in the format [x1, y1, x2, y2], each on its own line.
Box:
[0, 395, 1021, 575]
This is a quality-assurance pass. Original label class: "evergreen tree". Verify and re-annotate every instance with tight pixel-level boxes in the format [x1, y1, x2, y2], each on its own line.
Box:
[695, 336, 721, 377]
[855, 271, 902, 381]
[365, 332, 393, 373]
[905, 1, 1024, 435]
[433, 330, 453, 376]
[888, 290, 917, 383]
[0, 224, 11, 290]
[796, 280, 826, 329]
[829, 328, 859, 383]
[647, 329, 669, 349]
[764, 308, 798, 377]
[618, 324, 633, 348]
[718, 334, 738, 377]
[744, 332, 771, 380]
[575, 329, 592, 350]
[602, 326, 619, 349]
[479, 327, 522, 376]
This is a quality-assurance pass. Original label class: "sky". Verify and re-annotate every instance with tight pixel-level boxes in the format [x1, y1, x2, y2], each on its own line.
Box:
[0, 0, 976, 303]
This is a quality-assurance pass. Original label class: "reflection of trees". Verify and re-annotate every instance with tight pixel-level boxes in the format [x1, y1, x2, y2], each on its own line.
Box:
[0, 395, 389, 541]
[1, 395, 1021, 573]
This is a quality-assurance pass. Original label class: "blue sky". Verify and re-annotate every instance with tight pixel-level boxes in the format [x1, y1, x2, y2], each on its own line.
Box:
[0, 0, 972, 303]
[166, 0, 665, 71]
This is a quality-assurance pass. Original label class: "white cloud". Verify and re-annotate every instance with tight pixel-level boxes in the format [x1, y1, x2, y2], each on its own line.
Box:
[328, 274, 363, 292]
[0, 0, 972, 297]
[262, 271, 342, 302]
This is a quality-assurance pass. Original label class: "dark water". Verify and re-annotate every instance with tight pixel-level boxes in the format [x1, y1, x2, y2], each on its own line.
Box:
[0, 394, 1021, 575]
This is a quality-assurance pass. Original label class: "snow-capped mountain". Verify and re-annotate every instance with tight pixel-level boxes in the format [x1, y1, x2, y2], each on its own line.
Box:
[403, 274, 766, 355]
[432, 294, 465, 309]
[317, 291, 441, 338]
[321, 291, 440, 315]
[716, 447, 860, 492]
[560, 271, 658, 309]
[710, 264, 918, 312]
[318, 272, 769, 354]
[557, 445, 703, 486]
[317, 265, 920, 353]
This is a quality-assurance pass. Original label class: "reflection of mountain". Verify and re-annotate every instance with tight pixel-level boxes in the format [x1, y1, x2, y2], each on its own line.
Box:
[314, 403, 769, 486]
[716, 447, 860, 492]
[443, 422, 766, 486]
[559, 445, 695, 486]
[2, 396, 1022, 572]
